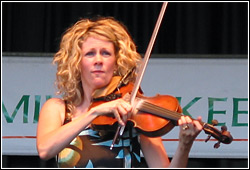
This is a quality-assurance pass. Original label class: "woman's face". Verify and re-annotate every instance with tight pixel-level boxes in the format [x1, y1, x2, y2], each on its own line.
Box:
[80, 36, 117, 92]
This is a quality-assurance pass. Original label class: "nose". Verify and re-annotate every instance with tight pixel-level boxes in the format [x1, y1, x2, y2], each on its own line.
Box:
[94, 53, 103, 65]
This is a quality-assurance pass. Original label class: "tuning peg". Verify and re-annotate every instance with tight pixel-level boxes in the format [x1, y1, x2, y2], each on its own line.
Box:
[221, 125, 227, 131]
[205, 134, 211, 142]
[204, 120, 218, 143]
[214, 141, 221, 148]
[211, 119, 218, 126]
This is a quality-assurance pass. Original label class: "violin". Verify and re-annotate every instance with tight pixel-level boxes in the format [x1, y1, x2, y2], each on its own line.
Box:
[90, 2, 233, 149]
[90, 78, 233, 149]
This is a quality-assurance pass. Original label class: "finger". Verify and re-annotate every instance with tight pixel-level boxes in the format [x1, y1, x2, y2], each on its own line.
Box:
[180, 116, 195, 131]
[121, 100, 132, 112]
[178, 115, 185, 126]
[185, 116, 193, 124]
[178, 116, 187, 131]
[193, 119, 203, 131]
[197, 116, 202, 122]
[178, 118, 182, 126]
[120, 100, 133, 120]
[180, 115, 188, 126]
[185, 116, 194, 130]
[190, 116, 203, 131]
[113, 109, 125, 126]
[117, 105, 128, 123]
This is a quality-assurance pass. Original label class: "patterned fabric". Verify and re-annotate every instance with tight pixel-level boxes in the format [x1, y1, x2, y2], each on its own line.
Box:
[57, 100, 143, 168]
[57, 126, 142, 168]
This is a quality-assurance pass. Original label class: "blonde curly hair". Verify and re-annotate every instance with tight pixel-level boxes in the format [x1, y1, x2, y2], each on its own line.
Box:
[53, 17, 142, 114]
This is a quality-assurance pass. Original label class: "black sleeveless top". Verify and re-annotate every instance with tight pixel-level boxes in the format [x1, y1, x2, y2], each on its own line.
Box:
[56, 103, 142, 168]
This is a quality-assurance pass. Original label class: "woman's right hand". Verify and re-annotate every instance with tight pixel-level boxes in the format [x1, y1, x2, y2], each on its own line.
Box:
[90, 98, 132, 126]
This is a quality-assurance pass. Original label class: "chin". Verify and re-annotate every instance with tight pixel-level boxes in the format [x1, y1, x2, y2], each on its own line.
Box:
[93, 81, 109, 89]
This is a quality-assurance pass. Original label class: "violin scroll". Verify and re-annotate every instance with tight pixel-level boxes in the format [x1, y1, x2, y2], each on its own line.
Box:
[203, 119, 233, 148]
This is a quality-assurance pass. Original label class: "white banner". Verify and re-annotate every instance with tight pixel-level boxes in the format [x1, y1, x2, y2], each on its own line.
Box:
[2, 55, 248, 158]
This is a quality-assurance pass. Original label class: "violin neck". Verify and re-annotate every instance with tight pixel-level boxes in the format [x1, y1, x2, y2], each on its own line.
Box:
[138, 100, 181, 122]
[138, 100, 208, 126]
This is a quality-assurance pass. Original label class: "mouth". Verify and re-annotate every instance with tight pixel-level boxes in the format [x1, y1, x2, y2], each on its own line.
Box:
[92, 70, 105, 74]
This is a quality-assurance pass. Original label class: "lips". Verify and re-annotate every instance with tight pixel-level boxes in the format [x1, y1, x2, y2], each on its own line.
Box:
[92, 70, 104, 74]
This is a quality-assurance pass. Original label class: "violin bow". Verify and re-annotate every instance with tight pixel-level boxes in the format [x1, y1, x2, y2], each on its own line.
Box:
[110, 2, 168, 150]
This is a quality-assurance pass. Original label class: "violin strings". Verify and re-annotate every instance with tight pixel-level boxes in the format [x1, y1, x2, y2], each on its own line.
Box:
[138, 101, 181, 121]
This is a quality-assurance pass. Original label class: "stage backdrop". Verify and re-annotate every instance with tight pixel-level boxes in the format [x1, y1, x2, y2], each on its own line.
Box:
[2, 54, 248, 159]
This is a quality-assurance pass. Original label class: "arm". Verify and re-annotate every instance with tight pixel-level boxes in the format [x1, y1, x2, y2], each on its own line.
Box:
[36, 98, 97, 160]
[36, 97, 131, 160]
[140, 135, 170, 168]
[169, 116, 203, 168]
[140, 116, 202, 168]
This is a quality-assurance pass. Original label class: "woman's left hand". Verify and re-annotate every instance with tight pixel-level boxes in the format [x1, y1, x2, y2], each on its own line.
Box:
[178, 116, 203, 147]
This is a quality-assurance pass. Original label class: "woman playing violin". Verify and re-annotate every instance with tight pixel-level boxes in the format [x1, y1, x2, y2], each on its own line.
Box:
[36, 16, 203, 168]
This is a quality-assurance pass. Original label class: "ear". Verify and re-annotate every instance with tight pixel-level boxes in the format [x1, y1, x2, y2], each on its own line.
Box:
[113, 65, 119, 76]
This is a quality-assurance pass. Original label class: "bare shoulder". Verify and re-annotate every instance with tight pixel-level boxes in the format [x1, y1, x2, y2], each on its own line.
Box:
[37, 98, 66, 139]
[39, 98, 66, 124]
[43, 97, 65, 107]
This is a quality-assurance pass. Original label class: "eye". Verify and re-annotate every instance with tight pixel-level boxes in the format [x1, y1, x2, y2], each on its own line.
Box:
[84, 51, 95, 57]
[101, 50, 112, 57]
